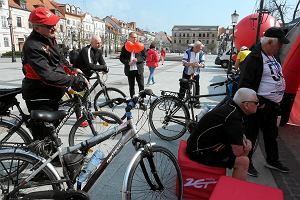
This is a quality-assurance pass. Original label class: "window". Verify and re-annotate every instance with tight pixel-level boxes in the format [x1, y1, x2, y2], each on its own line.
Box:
[183, 33, 185, 37]
[174, 39, 176, 43]
[1, 16, 7, 28]
[206, 40, 209, 44]
[193, 33, 195, 37]
[60, 24, 63, 32]
[4, 37, 9, 47]
[20, 0, 26, 9]
[17, 17, 22, 27]
[67, 19, 70, 25]
[199, 33, 201, 37]
[187, 40, 189, 44]
[193, 40, 195, 43]
[212, 34, 215, 37]
[187, 33, 189, 37]
[179, 39, 181, 44]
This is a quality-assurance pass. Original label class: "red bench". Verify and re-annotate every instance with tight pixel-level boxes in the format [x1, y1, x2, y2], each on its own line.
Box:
[178, 140, 226, 200]
[209, 176, 284, 200]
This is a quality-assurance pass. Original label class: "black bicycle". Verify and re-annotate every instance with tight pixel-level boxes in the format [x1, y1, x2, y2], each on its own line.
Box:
[149, 73, 239, 141]
[0, 89, 183, 200]
[0, 87, 122, 146]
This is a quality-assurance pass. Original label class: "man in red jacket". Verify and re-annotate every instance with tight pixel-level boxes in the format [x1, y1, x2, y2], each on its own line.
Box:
[22, 7, 88, 141]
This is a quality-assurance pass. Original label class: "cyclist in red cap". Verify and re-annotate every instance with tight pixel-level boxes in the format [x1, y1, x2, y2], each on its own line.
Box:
[22, 7, 88, 141]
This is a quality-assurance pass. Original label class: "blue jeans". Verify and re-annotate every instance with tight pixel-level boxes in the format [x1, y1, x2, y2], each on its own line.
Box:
[147, 67, 155, 84]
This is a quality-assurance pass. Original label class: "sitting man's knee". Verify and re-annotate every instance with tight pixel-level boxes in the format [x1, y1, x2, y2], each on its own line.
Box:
[235, 156, 249, 168]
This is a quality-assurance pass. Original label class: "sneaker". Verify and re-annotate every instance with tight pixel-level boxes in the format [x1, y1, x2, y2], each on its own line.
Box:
[265, 161, 289, 173]
[248, 163, 259, 177]
[193, 102, 201, 109]
[80, 120, 88, 127]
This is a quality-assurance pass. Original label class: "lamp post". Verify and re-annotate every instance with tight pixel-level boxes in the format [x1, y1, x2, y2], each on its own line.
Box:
[7, 11, 16, 63]
[227, 10, 239, 74]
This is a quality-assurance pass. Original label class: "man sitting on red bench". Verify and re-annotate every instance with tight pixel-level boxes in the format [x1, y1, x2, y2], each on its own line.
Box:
[186, 88, 258, 181]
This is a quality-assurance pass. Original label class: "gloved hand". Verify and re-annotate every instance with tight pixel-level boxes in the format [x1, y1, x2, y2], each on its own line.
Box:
[71, 73, 87, 92]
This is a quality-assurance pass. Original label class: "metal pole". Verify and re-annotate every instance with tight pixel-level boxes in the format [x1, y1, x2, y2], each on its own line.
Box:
[255, 0, 264, 44]
[227, 25, 235, 74]
[8, 8, 16, 62]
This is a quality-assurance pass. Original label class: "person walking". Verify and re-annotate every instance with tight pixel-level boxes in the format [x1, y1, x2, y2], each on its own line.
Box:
[120, 32, 147, 110]
[234, 46, 251, 71]
[22, 7, 88, 141]
[160, 47, 166, 65]
[178, 41, 205, 108]
[186, 88, 258, 181]
[239, 27, 290, 177]
[146, 43, 160, 85]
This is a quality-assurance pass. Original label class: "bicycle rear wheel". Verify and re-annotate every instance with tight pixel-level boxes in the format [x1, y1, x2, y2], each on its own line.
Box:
[0, 119, 32, 145]
[0, 149, 62, 199]
[69, 111, 122, 146]
[149, 96, 189, 141]
[123, 145, 183, 200]
[93, 87, 126, 120]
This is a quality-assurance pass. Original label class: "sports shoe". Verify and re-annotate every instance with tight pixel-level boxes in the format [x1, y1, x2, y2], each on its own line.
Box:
[80, 120, 88, 127]
[247, 162, 259, 177]
[265, 161, 289, 173]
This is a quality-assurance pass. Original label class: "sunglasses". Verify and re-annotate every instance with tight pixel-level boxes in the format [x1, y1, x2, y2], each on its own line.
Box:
[242, 101, 259, 105]
[38, 24, 56, 30]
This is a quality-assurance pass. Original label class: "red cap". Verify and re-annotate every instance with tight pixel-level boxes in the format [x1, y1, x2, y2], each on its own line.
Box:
[29, 7, 60, 26]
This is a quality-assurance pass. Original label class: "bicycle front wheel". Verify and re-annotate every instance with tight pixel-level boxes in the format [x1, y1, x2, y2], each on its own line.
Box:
[124, 145, 183, 200]
[0, 119, 32, 145]
[69, 111, 122, 146]
[149, 96, 190, 141]
[93, 87, 126, 120]
[0, 149, 62, 199]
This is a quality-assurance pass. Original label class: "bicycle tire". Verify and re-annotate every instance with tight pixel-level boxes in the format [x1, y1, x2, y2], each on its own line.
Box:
[0, 119, 32, 145]
[93, 87, 126, 120]
[124, 145, 183, 200]
[0, 150, 62, 199]
[69, 111, 123, 146]
[149, 96, 190, 141]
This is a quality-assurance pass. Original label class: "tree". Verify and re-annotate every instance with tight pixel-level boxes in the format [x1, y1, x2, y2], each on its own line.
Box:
[265, 0, 300, 26]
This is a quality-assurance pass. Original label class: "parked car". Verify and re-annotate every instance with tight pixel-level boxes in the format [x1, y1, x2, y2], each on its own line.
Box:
[215, 48, 237, 68]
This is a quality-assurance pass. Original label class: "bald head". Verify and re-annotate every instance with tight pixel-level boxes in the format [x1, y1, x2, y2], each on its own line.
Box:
[90, 35, 102, 49]
[233, 88, 258, 115]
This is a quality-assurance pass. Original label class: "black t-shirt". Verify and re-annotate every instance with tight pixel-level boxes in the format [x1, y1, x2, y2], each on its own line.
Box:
[186, 99, 246, 156]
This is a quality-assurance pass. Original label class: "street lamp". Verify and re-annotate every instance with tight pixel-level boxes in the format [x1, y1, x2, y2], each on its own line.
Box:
[7, 15, 16, 62]
[227, 10, 239, 74]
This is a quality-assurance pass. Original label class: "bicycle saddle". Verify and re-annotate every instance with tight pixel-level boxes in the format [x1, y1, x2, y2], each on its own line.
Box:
[30, 110, 68, 122]
[179, 78, 196, 83]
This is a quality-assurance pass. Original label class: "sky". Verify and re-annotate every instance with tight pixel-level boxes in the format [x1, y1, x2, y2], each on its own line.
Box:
[58, 0, 298, 34]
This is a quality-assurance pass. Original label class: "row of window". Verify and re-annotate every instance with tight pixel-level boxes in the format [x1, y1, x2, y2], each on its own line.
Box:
[173, 32, 215, 38]
[173, 39, 215, 45]
[1, 16, 22, 28]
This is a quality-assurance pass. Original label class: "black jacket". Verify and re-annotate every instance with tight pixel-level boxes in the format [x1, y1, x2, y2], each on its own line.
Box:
[73, 45, 107, 78]
[119, 45, 146, 76]
[22, 30, 74, 101]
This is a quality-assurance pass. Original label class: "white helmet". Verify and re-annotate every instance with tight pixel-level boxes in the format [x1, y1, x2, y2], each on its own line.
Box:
[240, 46, 249, 51]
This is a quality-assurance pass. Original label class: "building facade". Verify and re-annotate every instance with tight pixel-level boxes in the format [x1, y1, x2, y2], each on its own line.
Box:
[171, 25, 219, 54]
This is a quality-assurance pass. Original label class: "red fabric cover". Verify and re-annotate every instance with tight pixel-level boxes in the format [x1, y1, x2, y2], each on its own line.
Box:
[210, 176, 283, 200]
[178, 140, 226, 200]
[289, 89, 300, 125]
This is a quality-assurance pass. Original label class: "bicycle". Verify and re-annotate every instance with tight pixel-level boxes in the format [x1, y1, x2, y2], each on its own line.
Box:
[0, 87, 122, 146]
[149, 73, 239, 141]
[0, 89, 183, 200]
[89, 70, 127, 119]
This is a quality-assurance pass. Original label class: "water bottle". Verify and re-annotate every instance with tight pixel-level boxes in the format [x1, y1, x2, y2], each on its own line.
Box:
[196, 106, 210, 122]
[77, 149, 104, 189]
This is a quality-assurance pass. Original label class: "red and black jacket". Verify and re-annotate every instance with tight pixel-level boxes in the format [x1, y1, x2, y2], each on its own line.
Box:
[22, 30, 75, 101]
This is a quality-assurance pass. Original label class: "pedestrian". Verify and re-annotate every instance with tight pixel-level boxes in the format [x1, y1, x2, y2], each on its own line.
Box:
[146, 43, 160, 85]
[186, 88, 257, 181]
[22, 7, 88, 141]
[73, 35, 108, 79]
[234, 46, 251, 71]
[119, 32, 147, 110]
[160, 47, 166, 65]
[239, 27, 290, 177]
[178, 41, 205, 108]
[69, 46, 79, 65]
